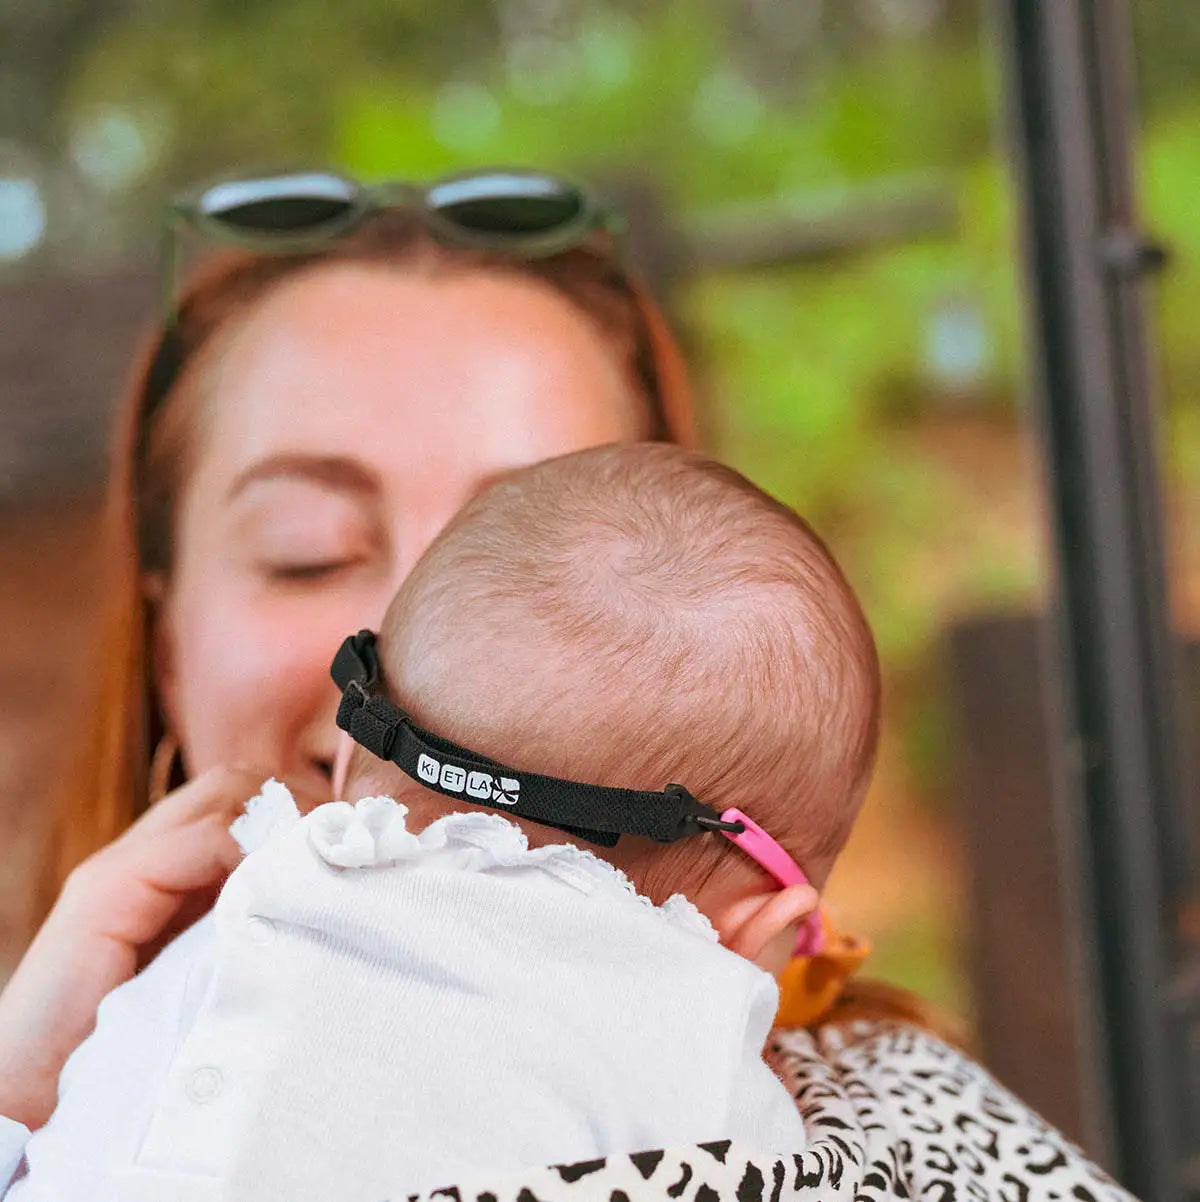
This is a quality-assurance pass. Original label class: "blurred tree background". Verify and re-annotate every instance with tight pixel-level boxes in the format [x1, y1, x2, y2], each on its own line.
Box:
[1, 0, 1198, 1025]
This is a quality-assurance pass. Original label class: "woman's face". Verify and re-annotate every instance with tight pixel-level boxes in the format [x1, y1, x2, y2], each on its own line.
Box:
[155, 263, 650, 798]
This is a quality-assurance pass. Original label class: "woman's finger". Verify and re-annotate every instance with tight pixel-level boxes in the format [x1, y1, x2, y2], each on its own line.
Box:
[63, 769, 320, 949]
[143, 765, 280, 826]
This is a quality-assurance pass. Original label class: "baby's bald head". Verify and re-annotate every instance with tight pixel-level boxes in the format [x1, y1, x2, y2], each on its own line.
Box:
[346, 443, 879, 895]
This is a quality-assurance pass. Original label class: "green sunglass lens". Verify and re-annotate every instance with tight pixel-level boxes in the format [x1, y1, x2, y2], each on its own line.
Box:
[217, 196, 354, 231]
[198, 175, 361, 235]
[429, 176, 585, 235]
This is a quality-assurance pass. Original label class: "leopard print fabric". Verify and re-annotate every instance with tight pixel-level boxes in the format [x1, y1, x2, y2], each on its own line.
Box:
[400, 1022, 1135, 1202]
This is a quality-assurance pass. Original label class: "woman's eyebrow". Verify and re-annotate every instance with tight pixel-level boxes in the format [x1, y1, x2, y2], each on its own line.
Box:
[227, 455, 381, 501]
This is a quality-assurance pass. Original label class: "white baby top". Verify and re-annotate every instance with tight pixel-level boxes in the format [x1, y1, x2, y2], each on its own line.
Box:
[11, 783, 805, 1202]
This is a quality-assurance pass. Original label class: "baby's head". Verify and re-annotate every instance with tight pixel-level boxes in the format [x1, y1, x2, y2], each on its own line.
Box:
[343, 443, 879, 909]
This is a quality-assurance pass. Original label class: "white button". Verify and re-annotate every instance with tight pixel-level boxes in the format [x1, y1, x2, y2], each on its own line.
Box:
[186, 1066, 224, 1104]
[245, 916, 277, 945]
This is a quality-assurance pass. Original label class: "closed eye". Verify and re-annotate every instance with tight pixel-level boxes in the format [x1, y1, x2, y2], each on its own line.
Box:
[262, 559, 359, 582]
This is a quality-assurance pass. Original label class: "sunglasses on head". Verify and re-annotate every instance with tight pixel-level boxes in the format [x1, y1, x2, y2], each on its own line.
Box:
[161, 167, 621, 314]
[146, 167, 624, 419]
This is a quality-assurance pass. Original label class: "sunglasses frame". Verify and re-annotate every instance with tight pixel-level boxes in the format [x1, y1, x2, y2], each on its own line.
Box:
[159, 167, 626, 325]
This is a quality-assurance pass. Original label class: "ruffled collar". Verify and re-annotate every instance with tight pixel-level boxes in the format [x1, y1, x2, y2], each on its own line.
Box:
[229, 778, 716, 942]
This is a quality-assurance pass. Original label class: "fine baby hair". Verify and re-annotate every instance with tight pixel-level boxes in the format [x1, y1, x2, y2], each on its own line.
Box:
[335, 442, 880, 910]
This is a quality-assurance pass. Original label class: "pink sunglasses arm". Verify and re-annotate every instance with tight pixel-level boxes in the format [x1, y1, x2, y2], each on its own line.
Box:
[718, 807, 825, 957]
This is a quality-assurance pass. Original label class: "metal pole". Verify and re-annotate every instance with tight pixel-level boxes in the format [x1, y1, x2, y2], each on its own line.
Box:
[995, 1, 1192, 1198]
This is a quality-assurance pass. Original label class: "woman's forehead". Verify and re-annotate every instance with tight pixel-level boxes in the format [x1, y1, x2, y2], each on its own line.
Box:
[188, 263, 648, 496]
[228, 261, 621, 371]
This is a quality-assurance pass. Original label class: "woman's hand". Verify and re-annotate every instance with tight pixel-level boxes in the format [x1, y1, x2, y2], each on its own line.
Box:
[0, 766, 322, 1132]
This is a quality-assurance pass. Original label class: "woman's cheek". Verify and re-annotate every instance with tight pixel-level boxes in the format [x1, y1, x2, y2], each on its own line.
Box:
[170, 587, 344, 773]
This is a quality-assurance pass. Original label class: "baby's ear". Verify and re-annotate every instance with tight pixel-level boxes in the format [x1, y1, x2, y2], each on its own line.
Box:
[710, 884, 819, 976]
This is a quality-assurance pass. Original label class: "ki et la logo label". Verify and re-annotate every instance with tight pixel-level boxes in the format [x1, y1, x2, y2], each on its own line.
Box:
[416, 753, 520, 806]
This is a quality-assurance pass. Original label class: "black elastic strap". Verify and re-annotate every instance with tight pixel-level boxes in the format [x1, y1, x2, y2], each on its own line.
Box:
[331, 630, 732, 848]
